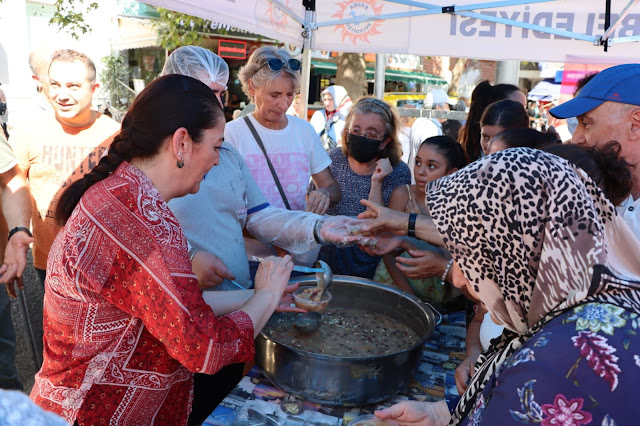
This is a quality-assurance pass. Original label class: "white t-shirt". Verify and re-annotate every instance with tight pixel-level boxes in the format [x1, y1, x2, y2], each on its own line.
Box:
[225, 114, 331, 263]
[617, 195, 640, 242]
[225, 114, 331, 211]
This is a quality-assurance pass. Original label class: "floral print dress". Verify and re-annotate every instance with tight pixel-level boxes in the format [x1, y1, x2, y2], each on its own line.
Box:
[463, 302, 639, 425]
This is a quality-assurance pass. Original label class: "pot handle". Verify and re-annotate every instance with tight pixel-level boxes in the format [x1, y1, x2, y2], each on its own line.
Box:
[421, 301, 442, 326]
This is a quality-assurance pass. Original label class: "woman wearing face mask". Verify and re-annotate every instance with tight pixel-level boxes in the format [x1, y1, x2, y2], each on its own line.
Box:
[310, 97, 410, 279]
[310, 85, 352, 150]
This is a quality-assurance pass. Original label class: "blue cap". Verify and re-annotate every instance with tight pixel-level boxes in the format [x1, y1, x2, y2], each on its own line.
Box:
[549, 63, 640, 119]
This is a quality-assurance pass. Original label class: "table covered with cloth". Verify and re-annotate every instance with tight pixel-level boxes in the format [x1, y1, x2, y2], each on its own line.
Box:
[203, 311, 466, 425]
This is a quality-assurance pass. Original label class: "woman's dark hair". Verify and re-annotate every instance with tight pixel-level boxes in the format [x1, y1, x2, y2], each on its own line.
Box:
[441, 119, 462, 141]
[491, 128, 558, 151]
[56, 74, 223, 225]
[459, 81, 523, 162]
[480, 99, 530, 130]
[420, 135, 467, 171]
[540, 141, 633, 206]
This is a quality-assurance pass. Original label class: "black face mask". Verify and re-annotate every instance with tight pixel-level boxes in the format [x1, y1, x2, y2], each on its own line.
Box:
[347, 133, 382, 163]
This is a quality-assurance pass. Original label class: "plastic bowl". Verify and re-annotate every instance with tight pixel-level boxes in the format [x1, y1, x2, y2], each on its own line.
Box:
[293, 286, 332, 312]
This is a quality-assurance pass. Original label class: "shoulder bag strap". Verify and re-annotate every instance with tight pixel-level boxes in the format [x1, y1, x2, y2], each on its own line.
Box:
[243, 116, 291, 210]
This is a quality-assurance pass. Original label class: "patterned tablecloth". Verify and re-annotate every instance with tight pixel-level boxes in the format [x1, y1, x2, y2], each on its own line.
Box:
[204, 311, 467, 426]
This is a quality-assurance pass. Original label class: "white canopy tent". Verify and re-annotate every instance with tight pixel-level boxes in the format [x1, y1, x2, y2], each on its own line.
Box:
[142, 0, 640, 115]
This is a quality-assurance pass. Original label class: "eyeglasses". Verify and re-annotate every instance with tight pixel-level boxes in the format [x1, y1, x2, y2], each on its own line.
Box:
[252, 58, 302, 78]
[349, 127, 383, 141]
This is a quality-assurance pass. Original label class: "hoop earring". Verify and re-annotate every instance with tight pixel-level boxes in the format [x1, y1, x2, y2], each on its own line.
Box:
[176, 153, 184, 169]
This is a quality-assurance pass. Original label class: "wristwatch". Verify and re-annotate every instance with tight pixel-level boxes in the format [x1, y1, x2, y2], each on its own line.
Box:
[8, 226, 32, 241]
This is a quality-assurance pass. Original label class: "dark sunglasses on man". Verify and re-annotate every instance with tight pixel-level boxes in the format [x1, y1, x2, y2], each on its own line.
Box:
[252, 58, 302, 77]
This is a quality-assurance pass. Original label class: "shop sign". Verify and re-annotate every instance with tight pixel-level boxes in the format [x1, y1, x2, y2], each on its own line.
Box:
[219, 39, 247, 59]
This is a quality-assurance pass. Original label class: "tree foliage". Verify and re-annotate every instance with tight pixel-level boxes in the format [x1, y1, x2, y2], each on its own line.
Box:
[100, 52, 132, 108]
[50, 0, 99, 40]
[152, 8, 210, 51]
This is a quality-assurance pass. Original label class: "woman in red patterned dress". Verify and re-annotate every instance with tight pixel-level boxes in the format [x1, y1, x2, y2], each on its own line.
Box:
[30, 74, 296, 425]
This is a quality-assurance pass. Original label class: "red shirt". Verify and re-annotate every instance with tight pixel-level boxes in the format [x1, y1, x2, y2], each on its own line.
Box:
[31, 162, 255, 425]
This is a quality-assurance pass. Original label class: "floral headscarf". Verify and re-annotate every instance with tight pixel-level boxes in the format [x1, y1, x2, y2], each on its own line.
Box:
[426, 148, 640, 424]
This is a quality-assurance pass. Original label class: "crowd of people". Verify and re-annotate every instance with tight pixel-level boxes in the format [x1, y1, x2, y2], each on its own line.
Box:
[0, 43, 638, 426]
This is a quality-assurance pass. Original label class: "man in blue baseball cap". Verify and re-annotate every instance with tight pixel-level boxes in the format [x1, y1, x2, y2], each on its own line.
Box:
[550, 63, 640, 239]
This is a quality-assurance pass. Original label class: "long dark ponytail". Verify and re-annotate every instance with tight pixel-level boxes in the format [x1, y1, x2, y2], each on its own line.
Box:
[459, 81, 523, 162]
[56, 74, 223, 225]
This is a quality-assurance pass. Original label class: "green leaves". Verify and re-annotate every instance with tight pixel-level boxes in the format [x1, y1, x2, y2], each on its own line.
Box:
[50, 0, 99, 40]
[153, 8, 209, 51]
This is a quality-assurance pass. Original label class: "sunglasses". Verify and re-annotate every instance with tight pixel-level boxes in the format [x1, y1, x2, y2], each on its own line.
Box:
[252, 58, 302, 78]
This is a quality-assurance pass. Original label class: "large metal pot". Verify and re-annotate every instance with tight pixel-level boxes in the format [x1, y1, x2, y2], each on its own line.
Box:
[255, 275, 440, 406]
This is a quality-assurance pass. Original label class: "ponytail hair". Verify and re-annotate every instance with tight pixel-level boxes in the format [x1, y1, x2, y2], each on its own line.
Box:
[480, 99, 529, 130]
[540, 141, 633, 206]
[56, 74, 223, 225]
[420, 136, 467, 171]
[459, 80, 524, 162]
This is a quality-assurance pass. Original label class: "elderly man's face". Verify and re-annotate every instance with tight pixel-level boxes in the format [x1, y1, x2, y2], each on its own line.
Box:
[572, 102, 630, 150]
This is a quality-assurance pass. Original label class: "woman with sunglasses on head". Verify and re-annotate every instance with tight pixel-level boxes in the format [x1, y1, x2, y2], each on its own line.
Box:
[162, 46, 369, 425]
[310, 96, 410, 279]
[225, 46, 341, 268]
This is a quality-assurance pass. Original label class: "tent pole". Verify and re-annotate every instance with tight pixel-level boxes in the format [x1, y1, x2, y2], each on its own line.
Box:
[495, 60, 520, 85]
[374, 54, 386, 100]
[300, 1, 315, 120]
[604, 0, 611, 51]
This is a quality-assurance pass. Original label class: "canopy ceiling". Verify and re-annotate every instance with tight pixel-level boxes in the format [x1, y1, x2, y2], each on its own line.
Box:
[142, 0, 640, 63]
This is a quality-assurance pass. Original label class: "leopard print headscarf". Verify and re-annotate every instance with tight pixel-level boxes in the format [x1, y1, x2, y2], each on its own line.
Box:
[426, 148, 640, 424]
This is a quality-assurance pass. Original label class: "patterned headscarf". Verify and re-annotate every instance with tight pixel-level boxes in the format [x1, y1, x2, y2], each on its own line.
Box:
[426, 148, 640, 424]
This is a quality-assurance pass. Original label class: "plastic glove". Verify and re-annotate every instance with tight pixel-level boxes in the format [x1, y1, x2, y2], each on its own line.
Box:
[374, 400, 451, 426]
[319, 216, 377, 248]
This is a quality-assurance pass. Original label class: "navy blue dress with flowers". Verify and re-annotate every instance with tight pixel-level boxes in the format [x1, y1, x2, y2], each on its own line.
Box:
[462, 302, 640, 425]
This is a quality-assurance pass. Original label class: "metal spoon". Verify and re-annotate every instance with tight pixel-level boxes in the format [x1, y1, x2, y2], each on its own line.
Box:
[315, 260, 333, 290]
[293, 312, 322, 334]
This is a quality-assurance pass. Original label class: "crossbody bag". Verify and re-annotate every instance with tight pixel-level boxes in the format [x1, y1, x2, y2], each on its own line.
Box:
[243, 116, 291, 210]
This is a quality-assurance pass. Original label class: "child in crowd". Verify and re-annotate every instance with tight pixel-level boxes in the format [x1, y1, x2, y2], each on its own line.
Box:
[373, 136, 466, 308]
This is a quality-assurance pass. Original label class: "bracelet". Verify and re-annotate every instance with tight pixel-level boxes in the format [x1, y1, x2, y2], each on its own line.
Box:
[8, 226, 32, 241]
[407, 213, 417, 238]
[313, 217, 326, 245]
[188, 247, 198, 261]
[441, 258, 454, 285]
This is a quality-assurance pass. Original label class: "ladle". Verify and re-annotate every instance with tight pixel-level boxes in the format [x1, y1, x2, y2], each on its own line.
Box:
[293, 312, 322, 334]
[315, 260, 333, 290]
[251, 257, 334, 289]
